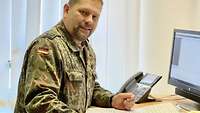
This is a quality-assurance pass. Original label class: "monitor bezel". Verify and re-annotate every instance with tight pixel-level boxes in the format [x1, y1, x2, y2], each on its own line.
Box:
[168, 29, 200, 103]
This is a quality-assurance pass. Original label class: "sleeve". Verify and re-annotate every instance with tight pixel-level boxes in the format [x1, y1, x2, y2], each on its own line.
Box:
[24, 38, 78, 113]
[92, 82, 114, 107]
[88, 46, 114, 108]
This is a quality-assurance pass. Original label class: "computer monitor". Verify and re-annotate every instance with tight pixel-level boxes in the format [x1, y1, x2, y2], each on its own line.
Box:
[168, 29, 200, 110]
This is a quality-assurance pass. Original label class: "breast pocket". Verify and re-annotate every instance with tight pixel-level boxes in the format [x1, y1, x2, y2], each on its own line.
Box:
[66, 71, 85, 95]
[64, 71, 86, 109]
[68, 71, 83, 81]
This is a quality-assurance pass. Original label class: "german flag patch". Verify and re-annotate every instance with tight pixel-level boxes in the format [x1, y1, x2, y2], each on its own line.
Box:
[37, 47, 49, 55]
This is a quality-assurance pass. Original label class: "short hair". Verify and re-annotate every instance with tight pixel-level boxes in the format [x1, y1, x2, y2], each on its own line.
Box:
[68, 0, 103, 6]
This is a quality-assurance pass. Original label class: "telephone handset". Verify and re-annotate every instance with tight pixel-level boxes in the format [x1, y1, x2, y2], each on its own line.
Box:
[118, 72, 162, 103]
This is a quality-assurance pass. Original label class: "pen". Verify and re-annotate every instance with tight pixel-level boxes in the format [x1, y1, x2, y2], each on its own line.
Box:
[176, 104, 190, 112]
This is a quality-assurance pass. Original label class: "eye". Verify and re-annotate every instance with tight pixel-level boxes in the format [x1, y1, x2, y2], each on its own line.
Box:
[92, 15, 97, 20]
[79, 10, 89, 16]
[93, 15, 97, 18]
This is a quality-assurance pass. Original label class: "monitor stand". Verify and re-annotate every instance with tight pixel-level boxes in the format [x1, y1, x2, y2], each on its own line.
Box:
[176, 101, 200, 111]
[175, 88, 200, 111]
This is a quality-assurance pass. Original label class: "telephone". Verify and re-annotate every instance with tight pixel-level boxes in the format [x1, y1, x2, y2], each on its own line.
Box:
[118, 72, 162, 103]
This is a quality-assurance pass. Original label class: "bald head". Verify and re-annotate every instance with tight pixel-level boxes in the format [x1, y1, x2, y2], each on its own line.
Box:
[67, 0, 103, 6]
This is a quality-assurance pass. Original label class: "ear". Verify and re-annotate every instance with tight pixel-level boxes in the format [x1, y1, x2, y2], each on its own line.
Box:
[63, 4, 70, 17]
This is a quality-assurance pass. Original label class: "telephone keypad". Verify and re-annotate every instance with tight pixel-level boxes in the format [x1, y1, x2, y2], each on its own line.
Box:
[132, 83, 151, 102]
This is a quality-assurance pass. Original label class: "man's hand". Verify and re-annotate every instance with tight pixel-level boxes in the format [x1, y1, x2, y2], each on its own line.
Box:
[111, 93, 135, 110]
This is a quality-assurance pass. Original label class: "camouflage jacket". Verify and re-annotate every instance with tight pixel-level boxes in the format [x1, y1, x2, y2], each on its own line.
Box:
[14, 20, 113, 113]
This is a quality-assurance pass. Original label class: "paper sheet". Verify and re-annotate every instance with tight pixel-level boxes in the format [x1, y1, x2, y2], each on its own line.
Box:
[86, 103, 180, 113]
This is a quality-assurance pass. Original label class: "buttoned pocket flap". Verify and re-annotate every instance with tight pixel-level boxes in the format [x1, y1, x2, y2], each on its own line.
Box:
[68, 71, 83, 82]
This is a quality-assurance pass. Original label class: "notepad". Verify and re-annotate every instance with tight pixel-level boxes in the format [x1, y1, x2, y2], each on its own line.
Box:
[86, 103, 180, 113]
[135, 103, 180, 113]
[86, 107, 134, 113]
[188, 111, 200, 113]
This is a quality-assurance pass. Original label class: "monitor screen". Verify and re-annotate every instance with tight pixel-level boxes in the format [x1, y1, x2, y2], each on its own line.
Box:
[168, 29, 200, 104]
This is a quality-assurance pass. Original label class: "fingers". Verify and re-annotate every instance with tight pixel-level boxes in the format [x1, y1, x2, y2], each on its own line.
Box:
[112, 93, 135, 110]
[118, 92, 135, 100]
[121, 93, 135, 110]
[123, 99, 135, 110]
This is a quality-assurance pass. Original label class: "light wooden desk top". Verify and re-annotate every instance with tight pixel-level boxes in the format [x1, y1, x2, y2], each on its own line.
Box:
[134, 95, 197, 113]
[87, 95, 198, 113]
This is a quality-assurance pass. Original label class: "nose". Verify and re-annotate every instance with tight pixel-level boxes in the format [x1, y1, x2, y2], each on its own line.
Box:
[85, 15, 93, 25]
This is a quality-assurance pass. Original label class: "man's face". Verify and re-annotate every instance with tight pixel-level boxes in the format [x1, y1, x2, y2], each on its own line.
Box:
[63, 0, 102, 42]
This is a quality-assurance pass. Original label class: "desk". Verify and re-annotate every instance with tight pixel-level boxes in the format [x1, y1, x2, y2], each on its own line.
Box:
[86, 95, 196, 113]
[134, 95, 189, 113]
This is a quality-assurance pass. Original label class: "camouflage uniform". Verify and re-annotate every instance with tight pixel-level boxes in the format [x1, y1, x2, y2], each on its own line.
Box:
[14, 20, 113, 113]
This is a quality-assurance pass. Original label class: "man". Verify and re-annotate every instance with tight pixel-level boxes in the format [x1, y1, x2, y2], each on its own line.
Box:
[14, 0, 134, 113]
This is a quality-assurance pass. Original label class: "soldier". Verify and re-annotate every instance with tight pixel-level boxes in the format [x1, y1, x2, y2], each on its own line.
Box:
[14, 0, 135, 113]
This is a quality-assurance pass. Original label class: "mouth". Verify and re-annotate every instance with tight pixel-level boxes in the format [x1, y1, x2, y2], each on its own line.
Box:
[79, 26, 92, 35]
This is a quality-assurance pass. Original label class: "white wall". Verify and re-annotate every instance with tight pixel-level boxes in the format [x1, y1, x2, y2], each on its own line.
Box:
[139, 0, 200, 96]
[91, 0, 139, 93]
[193, 0, 200, 30]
